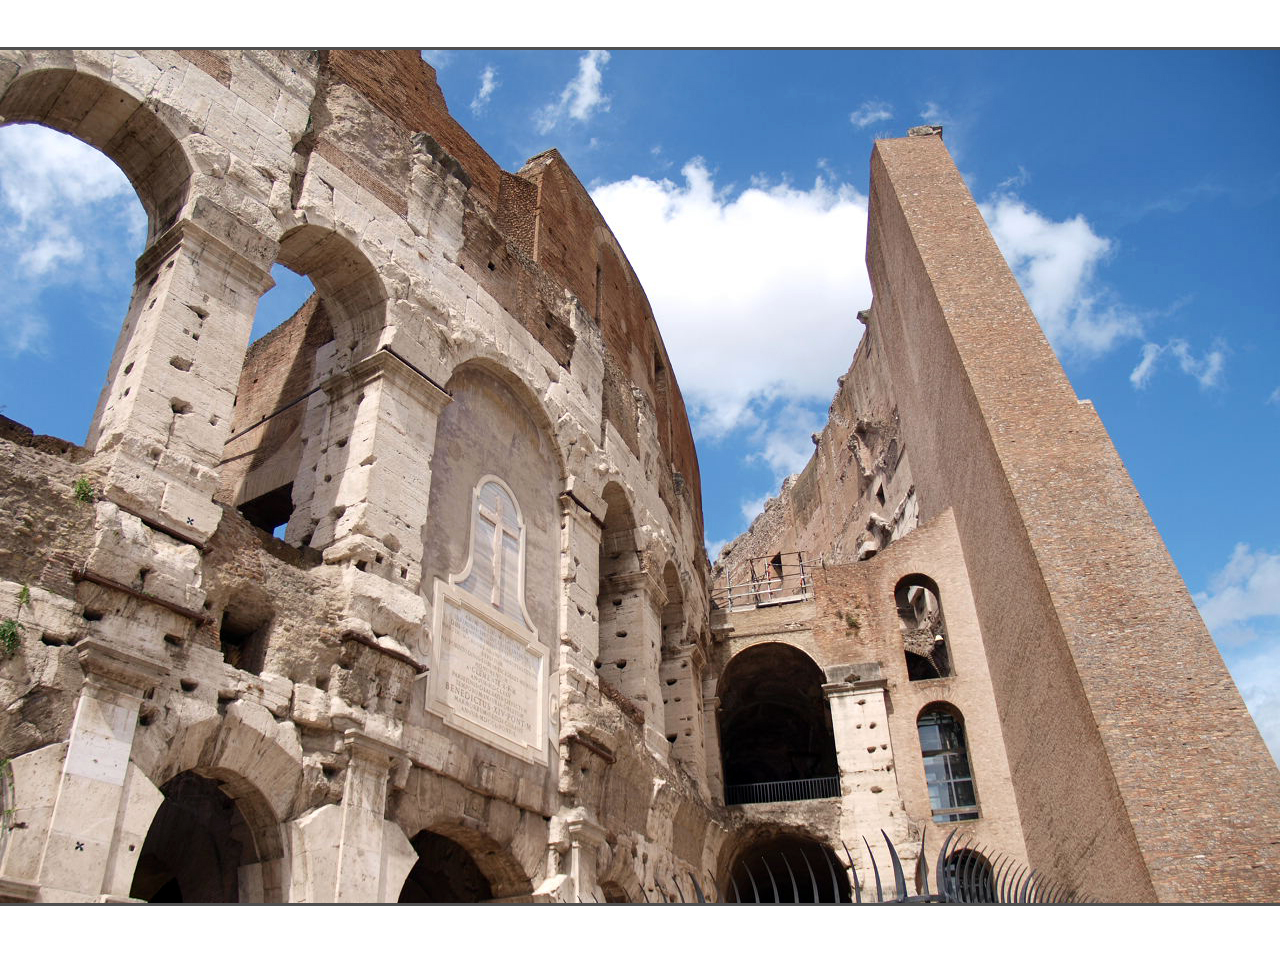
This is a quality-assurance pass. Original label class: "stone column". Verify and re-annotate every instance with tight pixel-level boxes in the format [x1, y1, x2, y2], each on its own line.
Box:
[660, 644, 708, 793]
[701, 693, 724, 802]
[34, 640, 167, 902]
[824, 664, 910, 897]
[289, 730, 416, 903]
[564, 811, 608, 903]
[89, 205, 277, 546]
[295, 349, 450, 588]
[597, 569, 668, 756]
[558, 485, 605, 678]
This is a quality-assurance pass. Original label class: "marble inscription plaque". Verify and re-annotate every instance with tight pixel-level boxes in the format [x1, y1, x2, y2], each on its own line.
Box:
[436, 596, 544, 754]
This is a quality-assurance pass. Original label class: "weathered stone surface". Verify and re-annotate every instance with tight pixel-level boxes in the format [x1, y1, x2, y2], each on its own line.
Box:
[0, 49, 1274, 906]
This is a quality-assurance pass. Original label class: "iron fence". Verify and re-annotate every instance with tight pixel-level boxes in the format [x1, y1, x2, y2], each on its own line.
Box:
[710, 551, 812, 610]
[724, 775, 841, 806]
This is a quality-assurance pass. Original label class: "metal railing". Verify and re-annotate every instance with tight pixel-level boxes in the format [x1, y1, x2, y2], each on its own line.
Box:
[724, 775, 841, 806]
[710, 551, 813, 610]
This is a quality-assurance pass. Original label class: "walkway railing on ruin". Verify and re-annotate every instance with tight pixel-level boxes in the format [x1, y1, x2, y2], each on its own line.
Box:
[724, 775, 841, 806]
[710, 551, 812, 610]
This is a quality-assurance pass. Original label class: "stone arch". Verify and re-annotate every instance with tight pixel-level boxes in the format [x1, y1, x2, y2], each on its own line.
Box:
[397, 822, 534, 902]
[895, 572, 952, 679]
[274, 224, 388, 352]
[220, 223, 390, 541]
[717, 642, 839, 803]
[720, 831, 851, 904]
[138, 700, 304, 828]
[0, 65, 192, 241]
[128, 767, 286, 903]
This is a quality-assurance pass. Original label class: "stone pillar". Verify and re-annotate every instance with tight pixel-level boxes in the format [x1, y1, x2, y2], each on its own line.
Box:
[89, 207, 277, 546]
[295, 348, 451, 591]
[564, 811, 608, 903]
[597, 569, 668, 756]
[558, 486, 605, 678]
[288, 730, 416, 903]
[824, 664, 910, 897]
[701, 693, 724, 802]
[660, 644, 708, 793]
[33, 640, 167, 902]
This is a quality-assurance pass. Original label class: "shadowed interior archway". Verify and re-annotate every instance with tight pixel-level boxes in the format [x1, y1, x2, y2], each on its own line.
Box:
[723, 834, 851, 903]
[717, 642, 838, 801]
[128, 770, 283, 903]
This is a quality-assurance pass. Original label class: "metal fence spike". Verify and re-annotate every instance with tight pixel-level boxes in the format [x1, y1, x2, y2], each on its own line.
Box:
[918, 828, 930, 896]
[745, 864, 762, 904]
[761, 856, 782, 903]
[882, 829, 908, 901]
[838, 842, 859, 904]
[863, 836, 884, 903]
[780, 852, 802, 903]
[674, 875, 687, 904]
[691, 872, 706, 904]
[806, 846, 828, 903]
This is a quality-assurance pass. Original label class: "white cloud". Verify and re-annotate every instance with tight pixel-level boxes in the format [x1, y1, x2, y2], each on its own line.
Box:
[740, 493, 771, 524]
[470, 65, 498, 114]
[1198, 544, 1280, 763]
[705, 537, 729, 561]
[1129, 338, 1226, 390]
[1195, 544, 1280, 646]
[0, 124, 144, 354]
[590, 159, 870, 446]
[1129, 341, 1162, 389]
[849, 100, 893, 128]
[535, 50, 611, 133]
[1225, 637, 1280, 766]
[980, 193, 1142, 358]
[1267, 385, 1280, 406]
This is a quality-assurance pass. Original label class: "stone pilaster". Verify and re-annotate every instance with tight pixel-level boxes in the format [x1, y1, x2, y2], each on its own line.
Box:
[558, 485, 605, 678]
[660, 644, 708, 793]
[288, 730, 416, 903]
[33, 641, 167, 902]
[89, 206, 277, 545]
[824, 664, 910, 898]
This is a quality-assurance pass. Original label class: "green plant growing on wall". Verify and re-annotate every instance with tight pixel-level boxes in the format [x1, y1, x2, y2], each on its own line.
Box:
[73, 477, 95, 504]
[844, 612, 860, 632]
[1, 585, 31, 657]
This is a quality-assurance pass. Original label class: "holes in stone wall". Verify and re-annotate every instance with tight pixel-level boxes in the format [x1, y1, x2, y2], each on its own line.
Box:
[218, 603, 272, 676]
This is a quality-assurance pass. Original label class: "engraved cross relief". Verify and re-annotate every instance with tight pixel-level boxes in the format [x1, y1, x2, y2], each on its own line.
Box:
[458, 478, 527, 624]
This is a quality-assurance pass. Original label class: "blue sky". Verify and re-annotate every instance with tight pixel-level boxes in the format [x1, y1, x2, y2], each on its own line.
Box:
[0, 49, 1276, 762]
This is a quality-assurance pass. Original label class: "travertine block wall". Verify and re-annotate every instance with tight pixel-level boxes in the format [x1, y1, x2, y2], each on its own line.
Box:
[0, 50, 1274, 904]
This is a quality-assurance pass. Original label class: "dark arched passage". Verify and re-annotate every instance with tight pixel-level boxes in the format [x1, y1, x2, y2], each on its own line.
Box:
[718, 643, 838, 804]
[724, 835, 851, 903]
[398, 830, 495, 903]
[129, 770, 281, 903]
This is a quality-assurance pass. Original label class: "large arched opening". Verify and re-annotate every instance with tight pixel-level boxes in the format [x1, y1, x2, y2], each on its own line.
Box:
[723, 834, 851, 903]
[128, 769, 284, 903]
[218, 224, 388, 547]
[397, 830, 495, 903]
[718, 643, 838, 805]
[0, 65, 187, 448]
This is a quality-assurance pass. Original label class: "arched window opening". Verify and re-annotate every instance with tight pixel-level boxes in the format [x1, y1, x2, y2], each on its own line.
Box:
[129, 771, 281, 903]
[0, 124, 146, 448]
[218, 225, 386, 549]
[596, 483, 664, 736]
[718, 643, 839, 805]
[724, 835, 851, 903]
[398, 830, 494, 903]
[896, 574, 951, 680]
[940, 848, 996, 903]
[917, 704, 979, 822]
